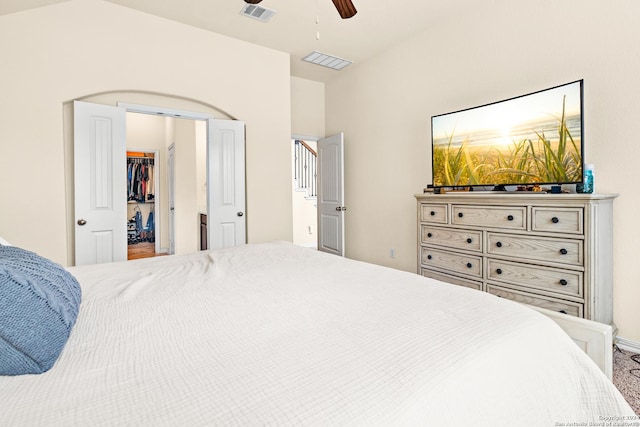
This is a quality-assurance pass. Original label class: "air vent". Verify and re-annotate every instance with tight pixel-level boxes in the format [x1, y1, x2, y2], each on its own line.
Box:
[302, 51, 352, 70]
[240, 4, 276, 22]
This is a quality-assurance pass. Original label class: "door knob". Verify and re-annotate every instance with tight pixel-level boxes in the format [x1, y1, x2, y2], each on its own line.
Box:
[237, 212, 244, 217]
[77, 219, 87, 226]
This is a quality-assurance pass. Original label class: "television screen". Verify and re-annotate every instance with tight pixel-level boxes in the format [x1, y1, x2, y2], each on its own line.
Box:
[431, 80, 583, 189]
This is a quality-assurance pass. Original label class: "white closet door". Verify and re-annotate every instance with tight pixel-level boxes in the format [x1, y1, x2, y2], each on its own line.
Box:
[73, 101, 127, 265]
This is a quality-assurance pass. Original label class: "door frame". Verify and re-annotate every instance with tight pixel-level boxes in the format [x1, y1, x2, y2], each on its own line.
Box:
[119, 102, 214, 256]
[118, 102, 246, 252]
[70, 98, 247, 264]
[291, 134, 319, 248]
[118, 102, 215, 121]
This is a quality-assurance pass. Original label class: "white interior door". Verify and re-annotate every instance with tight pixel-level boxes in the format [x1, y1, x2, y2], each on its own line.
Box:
[167, 144, 176, 255]
[317, 133, 345, 256]
[73, 101, 127, 265]
[207, 119, 246, 248]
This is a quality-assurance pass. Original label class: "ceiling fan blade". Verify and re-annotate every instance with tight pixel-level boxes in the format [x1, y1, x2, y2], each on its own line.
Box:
[331, 0, 357, 19]
[244, 0, 263, 4]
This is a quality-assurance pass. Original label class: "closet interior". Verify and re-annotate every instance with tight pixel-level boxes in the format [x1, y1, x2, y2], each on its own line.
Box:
[127, 151, 160, 260]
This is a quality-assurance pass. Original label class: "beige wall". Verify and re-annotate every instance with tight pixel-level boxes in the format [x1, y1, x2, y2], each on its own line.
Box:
[173, 119, 199, 255]
[195, 121, 208, 214]
[291, 77, 325, 138]
[325, 0, 640, 343]
[0, 0, 292, 264]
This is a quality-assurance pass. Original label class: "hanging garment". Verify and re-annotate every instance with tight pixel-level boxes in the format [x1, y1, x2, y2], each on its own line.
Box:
[135, 210, 143, 233]
[140, 164, 146, 201]
[127, 162, 134, 200]
[146, 210, 155, 232]
[147, 164, 154, 197]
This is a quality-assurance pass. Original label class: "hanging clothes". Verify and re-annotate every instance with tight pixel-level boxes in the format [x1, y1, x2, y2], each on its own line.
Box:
[127, 157, 155, 202]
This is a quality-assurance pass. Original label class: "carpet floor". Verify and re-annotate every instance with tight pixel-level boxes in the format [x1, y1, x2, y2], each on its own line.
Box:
[613, 347, 640, 415]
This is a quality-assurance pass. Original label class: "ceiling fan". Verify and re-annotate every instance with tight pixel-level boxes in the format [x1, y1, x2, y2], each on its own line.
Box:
[244, 0, 357, 19]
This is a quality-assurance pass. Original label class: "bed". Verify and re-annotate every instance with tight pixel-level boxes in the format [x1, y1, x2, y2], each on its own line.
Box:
[0, 241, 634, 425]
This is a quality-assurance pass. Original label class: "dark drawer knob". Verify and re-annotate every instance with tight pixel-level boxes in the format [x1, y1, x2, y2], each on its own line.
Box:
[458, 212, 464, 218]
[496, 241, 503, 248]
[466, 263, 472, 269]
[496, 268, 503, 275]
[427, 232, 433, 238]
[552, 216, 559, 224]
[427, 255, 432, 260]
[466, 238, 473, 244]
[559, 310, 568, 315]
[559, 279, 568, 286]
[559, 248, 568, 255]
[507, 215, 514, 221]
[430, 211, 436, 216]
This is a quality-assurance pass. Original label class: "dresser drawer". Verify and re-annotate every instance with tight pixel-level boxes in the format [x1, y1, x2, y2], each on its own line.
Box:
[421, 269, 483, 291]
[417, 193, 616, 324]
[420, 246, 482, 278]
[487, 259, 583, 298]
[420, 204, 448, 224]
[532, 207, 583, 235]
[420, 225, 482, 252]
[487, 233, 583, 266]
[451, 205, 526, 230]
[487, 284, 583, 317]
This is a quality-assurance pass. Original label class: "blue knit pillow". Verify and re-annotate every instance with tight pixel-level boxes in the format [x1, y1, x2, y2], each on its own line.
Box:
[0, 246, 81, 375]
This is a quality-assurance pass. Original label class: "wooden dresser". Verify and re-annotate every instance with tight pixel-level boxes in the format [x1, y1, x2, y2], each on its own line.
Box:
[415, 193, 617, 324]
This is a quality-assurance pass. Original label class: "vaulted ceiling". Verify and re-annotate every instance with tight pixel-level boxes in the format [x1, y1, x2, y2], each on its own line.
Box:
[1, 0, 485, 82]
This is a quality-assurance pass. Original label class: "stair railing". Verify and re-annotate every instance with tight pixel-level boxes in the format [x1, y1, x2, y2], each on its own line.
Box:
[294, 139, 317, 197]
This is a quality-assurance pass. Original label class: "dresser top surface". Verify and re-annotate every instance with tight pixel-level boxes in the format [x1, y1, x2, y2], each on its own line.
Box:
[415, 192, 618, 203]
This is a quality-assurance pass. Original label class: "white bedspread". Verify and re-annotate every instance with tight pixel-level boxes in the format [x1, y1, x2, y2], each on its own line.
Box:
[1, 242, 634, 426]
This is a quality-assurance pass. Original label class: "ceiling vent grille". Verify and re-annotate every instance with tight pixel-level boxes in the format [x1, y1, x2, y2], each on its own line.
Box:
[302, 51, 352, 70]
[240, 4, 276, 22]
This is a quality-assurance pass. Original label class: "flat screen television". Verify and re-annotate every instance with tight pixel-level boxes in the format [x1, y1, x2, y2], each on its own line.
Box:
[431, 80, 583, 190]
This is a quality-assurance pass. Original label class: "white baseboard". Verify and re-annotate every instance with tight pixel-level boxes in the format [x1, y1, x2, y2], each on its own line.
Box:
[615, 336, 640, 354]
[296, 242, 318, 248]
